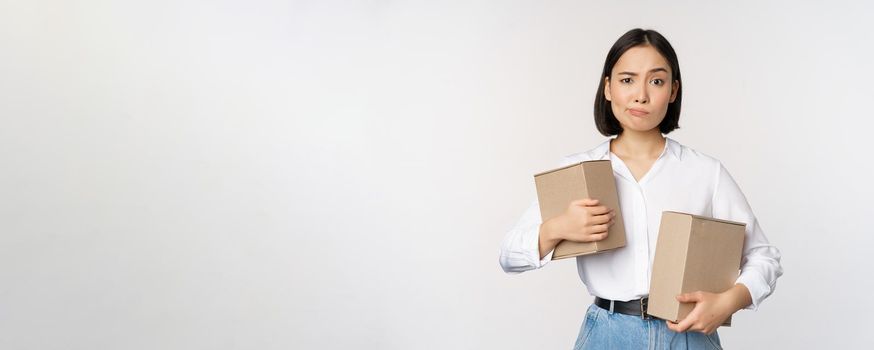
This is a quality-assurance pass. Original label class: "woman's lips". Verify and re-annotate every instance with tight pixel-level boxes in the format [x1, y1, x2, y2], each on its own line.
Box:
[628, 108, 649, 117]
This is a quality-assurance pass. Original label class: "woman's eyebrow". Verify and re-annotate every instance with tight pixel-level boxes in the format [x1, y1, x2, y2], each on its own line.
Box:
[617, 67, 669, 76]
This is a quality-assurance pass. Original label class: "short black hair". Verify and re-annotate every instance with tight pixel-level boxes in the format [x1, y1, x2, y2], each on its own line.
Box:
[594, 28, 682, 136]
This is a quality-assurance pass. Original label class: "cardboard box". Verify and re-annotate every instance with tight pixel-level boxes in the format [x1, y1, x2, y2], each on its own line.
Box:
[647, 211, 746, 325]
[533, 160, 626, 259]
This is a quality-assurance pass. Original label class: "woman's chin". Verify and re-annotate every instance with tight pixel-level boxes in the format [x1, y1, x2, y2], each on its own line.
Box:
[620, 123, 661, 134]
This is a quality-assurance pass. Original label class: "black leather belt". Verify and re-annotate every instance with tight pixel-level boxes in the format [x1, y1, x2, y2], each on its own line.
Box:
[594, 296, 654, 319]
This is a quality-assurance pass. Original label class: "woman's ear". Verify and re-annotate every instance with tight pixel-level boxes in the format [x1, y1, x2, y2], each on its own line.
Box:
[604, 76, 612, 102]
[670, 80, 679, 103]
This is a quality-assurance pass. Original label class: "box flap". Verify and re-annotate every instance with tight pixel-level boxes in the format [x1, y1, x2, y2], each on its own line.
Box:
[533, 160, 610, 178]
[663, 211, 745, 226]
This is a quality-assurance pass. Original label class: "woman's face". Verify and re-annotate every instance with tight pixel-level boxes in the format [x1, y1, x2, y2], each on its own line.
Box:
[604, 45, 679, 133]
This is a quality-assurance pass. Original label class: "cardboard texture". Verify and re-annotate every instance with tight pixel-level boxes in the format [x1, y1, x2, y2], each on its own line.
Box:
[647, 211, 746, 326]
[534, 160, 626, 260]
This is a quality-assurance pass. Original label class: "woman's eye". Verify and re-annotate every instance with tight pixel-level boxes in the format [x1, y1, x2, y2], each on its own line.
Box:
[651, 79, 664, 86]
[620, 78, 632, 84]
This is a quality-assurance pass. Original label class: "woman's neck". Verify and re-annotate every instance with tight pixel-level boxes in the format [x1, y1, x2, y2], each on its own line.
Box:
[611, 129, 666, 160]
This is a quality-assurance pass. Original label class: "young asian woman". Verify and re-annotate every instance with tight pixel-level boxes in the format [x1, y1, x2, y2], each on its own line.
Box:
[498, 28, 783, 349]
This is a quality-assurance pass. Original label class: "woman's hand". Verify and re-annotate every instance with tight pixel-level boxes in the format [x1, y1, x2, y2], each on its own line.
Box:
[543, 198, 615, 243]
[665, 284, 753, 335]
[537, 198, 615, 259]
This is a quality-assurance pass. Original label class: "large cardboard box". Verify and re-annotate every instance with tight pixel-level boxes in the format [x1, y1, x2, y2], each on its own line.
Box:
[533, 160, 626, 259]
[647, 211, 746, 325]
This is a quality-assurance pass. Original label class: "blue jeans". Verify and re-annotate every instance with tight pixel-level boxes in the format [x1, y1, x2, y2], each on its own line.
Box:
[574, 304, 723, 350]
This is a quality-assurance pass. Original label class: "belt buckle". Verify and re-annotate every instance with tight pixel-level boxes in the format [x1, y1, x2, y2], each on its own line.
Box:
[640, 298, 651, 320]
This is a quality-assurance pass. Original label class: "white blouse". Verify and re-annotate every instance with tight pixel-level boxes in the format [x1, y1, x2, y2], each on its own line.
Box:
[499, 137, 783, 310]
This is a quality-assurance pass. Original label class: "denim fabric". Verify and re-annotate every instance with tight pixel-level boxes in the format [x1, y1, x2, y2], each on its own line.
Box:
[574, 304, 722, 350]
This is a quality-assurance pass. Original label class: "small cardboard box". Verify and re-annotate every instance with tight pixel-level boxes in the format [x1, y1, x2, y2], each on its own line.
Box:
[533, 160, 626, 259]
[647, 211, 746, 325]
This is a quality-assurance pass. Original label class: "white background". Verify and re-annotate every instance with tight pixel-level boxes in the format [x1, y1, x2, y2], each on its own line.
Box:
[2, 0, 873, 349]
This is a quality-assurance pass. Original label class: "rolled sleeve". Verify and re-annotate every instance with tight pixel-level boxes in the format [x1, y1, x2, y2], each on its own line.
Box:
[499, 200, 553, 274]
[711, 162, 784, 310]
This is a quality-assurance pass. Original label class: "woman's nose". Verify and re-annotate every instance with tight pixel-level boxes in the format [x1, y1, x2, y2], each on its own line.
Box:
[634, 90, 649, 104]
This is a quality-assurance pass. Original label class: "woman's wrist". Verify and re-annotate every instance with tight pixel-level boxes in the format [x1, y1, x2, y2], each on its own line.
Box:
[540, 217, 563, 244]
[723, 283, 753, 313]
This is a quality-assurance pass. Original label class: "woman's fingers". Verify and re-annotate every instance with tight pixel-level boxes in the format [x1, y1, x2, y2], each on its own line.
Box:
[562, 199, 619, 243]
[583, 232, 608, 242]
[589, 212, 614, 225]
[585, 205, 612, 216]
[666, 317, 696, 333]
[571, 198, 599, 207]
[587, 224, 610, 234]
[565, 223, 610, 242]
